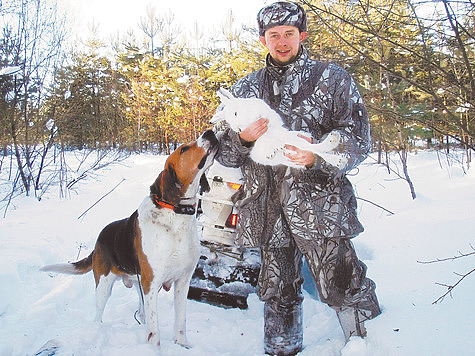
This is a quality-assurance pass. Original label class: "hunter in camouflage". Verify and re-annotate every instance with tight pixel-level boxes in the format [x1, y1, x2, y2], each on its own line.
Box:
[214, 2, 381, 355]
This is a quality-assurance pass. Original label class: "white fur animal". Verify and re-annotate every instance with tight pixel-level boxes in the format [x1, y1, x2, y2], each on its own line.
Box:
[40, 130, 218, 350]
[211, 88, 347, 169]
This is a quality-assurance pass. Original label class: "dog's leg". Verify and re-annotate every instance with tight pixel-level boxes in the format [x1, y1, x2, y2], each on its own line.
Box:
[94, 273, 117, 322]
[173, 275, 193, 348]
[144, 285, 161, 348]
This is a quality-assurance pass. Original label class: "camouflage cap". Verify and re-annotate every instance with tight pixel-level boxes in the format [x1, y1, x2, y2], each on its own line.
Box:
[257, 2, 307, 36]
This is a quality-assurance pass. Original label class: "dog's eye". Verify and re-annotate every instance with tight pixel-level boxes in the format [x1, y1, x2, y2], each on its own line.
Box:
[180, 146, 190, 154]
[234, 112, 238, 117]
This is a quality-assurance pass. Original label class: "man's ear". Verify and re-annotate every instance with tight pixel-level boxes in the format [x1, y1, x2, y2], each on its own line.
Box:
[259, 35, 267, 47]
[300, 31, 308, 42]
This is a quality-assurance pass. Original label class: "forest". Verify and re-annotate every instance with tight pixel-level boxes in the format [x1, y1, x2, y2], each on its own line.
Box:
[0, 0, 474, 201]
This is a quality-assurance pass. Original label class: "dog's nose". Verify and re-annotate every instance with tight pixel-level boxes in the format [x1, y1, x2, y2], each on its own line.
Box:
[202, 130, 218, 147]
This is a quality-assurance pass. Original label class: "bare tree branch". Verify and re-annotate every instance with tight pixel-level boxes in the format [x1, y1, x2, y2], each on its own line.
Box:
[415, 245, 475, 304]
[356, 196, 395, 215]
[77, 178, 126, 221]
[432, 268, 475, 304]
[417, 245, 475, 264]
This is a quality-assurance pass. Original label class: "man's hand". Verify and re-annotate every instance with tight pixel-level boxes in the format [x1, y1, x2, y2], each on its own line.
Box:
[239, 118, 269, 143]
[283, 134, 315, 167]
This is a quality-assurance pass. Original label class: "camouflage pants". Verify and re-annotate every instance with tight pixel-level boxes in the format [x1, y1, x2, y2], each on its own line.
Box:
[259, 232, 380, 308]
[259, 232, 381, 353]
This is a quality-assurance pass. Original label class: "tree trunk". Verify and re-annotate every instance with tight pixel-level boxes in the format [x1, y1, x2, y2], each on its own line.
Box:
[399, 149, 416, 200]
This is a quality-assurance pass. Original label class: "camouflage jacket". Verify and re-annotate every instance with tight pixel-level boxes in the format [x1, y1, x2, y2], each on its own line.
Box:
[215, 48, 371, 251]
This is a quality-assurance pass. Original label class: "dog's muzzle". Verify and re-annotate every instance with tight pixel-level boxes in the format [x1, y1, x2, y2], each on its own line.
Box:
[197, 130, 218, 169]
[199, 130, 218, 151]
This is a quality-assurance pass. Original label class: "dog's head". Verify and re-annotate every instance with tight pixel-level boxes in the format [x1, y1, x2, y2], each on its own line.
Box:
[211, 88, 277, 132]
[150, 130, 218, 205]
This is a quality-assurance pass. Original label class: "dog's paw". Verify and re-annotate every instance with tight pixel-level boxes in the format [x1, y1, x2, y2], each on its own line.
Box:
[174, 335, 192, 349]
[147, 332, 160, 348]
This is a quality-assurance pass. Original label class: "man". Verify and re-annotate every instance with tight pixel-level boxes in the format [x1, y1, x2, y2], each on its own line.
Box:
[214, 2, 381, 355]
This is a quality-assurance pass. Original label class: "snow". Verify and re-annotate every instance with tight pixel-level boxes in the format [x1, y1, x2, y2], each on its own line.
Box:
[0, 66, 21, 76]
[0, 150, 474, 355]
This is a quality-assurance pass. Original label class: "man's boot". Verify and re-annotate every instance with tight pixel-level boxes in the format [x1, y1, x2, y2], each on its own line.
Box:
[264, 296, 303, 356]
[336, 286, 381, 341]
[336, 306, 369, 341]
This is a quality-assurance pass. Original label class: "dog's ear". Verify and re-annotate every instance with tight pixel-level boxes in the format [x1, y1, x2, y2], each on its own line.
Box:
[161, 164, 182, 205]
[150, 172, 163, 199]
[199, 173, 210, 193]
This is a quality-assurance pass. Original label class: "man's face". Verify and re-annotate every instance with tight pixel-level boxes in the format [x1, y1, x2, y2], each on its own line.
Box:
[260, 25, 308, 66]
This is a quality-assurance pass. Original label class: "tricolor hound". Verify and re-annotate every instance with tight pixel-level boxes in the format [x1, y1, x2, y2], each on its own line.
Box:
[41, 129, 218, 350]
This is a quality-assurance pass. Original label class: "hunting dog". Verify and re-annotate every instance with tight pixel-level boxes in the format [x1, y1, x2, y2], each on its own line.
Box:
[211, 88, 347, 169]
[41, 129, 218, 349]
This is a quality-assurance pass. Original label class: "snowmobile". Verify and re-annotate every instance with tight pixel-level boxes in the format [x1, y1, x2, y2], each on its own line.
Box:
[189, 162, 260, 309]
[189, 161, 319, 309]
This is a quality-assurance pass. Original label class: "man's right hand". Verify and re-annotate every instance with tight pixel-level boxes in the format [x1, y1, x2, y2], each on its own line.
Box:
[239, 118, 269, 143]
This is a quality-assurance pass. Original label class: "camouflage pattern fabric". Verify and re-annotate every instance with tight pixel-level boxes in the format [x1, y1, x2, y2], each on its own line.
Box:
[259, 233, 380, 316]
[260, 235, 380, 351]
[214, 48, 380, 345]
[216, 48, 371, 250]
[257, 1, 307, 35]
[264, 293, 303, 355]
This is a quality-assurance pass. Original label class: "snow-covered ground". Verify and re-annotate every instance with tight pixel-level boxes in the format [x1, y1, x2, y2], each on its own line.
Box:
[0, 149, 473, 355]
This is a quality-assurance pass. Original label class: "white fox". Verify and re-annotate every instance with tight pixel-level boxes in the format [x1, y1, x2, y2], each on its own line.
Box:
[211, 88, 347, 169]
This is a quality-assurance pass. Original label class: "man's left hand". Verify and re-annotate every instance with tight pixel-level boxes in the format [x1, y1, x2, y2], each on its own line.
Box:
[283, 134, 315, 167]
[284, 145, 315, 167]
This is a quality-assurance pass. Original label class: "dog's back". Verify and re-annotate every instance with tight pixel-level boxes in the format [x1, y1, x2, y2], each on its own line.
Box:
[40, 129, 219, 350]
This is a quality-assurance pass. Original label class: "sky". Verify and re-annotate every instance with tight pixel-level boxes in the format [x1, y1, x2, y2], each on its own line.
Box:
[59, 0, 268, 45]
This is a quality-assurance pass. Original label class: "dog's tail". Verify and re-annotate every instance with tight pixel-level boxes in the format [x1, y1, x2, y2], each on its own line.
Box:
[40, 252, 93, 275]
